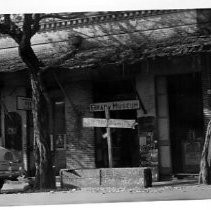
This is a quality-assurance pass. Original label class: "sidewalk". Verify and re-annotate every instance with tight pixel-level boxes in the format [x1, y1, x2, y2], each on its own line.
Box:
[0, 178, 211, 206]
[0, 176, 198, 194]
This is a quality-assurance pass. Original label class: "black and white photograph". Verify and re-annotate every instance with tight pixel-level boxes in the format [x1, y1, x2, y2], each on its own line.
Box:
[0, 0, 211, 208]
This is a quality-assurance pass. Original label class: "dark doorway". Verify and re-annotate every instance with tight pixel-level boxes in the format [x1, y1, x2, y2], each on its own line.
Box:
[110, 109, 138, 167]
[95, 109, 138, 168]
[94, 79, 139, 168]
[167, 73, 204, 174]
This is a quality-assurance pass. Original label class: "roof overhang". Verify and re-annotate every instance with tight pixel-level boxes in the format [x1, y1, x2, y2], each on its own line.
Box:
[1, 9, 210, 73]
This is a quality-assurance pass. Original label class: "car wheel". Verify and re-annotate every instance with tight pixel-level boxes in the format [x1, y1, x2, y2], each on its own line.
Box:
[0, 179, 4, 189]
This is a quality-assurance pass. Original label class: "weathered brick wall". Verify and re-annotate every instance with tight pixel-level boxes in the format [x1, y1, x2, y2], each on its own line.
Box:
[64, 80, 95, 169]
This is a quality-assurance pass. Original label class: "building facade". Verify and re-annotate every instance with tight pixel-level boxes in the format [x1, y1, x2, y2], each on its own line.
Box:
[0, 9, 211, 179]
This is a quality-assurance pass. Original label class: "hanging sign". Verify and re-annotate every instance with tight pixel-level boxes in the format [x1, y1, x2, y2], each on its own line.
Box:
[83, 118, 136, 129]
[17, 96, 32, 110]
[89, 100, 140, 112]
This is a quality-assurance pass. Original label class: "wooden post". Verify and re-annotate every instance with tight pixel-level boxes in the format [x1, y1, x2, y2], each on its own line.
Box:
[105, 107, 113, 168]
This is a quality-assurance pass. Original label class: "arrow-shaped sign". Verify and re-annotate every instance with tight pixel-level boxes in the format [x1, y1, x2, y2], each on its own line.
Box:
[83, 118, 137, 129]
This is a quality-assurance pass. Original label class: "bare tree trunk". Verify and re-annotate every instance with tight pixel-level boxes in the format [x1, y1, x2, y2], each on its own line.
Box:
[199, 120, 211, 184]
[19, 43, 55, 189]
[31, 76, 55, 189]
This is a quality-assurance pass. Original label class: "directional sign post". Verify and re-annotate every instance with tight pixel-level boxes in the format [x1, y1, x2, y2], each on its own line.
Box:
[83, 100, 139, 168]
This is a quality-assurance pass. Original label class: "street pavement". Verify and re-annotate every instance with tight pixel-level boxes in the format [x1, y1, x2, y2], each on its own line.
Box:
[1, 179, 211, 206]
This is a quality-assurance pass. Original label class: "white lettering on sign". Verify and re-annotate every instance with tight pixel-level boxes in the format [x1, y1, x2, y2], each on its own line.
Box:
[83, 118, 136, 129]
[89, 100, 140, 112]
[17, 97, 32, 110]
[83, 118, 107, 128]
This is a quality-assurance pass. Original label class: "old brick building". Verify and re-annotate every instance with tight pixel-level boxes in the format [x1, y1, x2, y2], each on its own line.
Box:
[0, 9, 211, 179]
